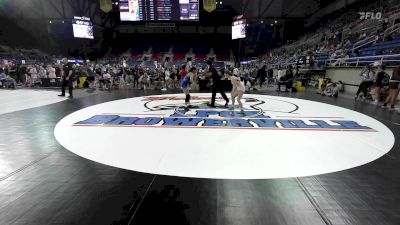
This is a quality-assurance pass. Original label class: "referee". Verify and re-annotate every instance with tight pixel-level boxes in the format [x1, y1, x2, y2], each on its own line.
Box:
[206, 60, 229, 108]
[58, 58, 74, 99]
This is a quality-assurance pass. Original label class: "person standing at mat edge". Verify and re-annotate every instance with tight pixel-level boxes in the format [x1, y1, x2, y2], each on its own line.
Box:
[58, 58, 74, 99]
[206, 60, 229, 107]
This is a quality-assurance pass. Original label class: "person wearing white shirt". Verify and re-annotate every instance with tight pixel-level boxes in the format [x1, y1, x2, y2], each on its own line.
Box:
[355, 65, 375, 99]
[99, 71, 112, 89]
[48, 66, 56, 78]
[139, 72, 150, 90]
[29, 66, 38, 83]
[230, 73, 245, 110]
[103, 72, 111, 80]
[163, 69, 171, 90]
[277, 68, 284, 80]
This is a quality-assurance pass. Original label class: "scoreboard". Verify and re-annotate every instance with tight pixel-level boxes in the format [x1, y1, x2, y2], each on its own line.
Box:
[72, 16, 94, 39]
[119, 0, 199, 21]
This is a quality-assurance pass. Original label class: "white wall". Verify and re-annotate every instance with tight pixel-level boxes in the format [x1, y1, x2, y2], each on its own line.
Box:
[270, 67, 399, 100]
[325, 67, 399, 100]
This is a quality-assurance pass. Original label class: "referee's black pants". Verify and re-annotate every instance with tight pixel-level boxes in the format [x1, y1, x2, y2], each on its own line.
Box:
[61, 78, 73, 97]
[211, 84, 229, 106]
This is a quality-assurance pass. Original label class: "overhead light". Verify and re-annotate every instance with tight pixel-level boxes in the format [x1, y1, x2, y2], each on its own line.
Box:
[220, 1, 222, 4]
[261, 20, 264, 23]
[274, 20, 277, 24]
[49, 21, 52, 24]
[271, 24, 273, 26]
[115, 2, 118, 5]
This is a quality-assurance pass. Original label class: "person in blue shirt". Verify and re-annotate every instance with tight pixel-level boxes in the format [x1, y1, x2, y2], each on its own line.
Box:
[181, 67, 197, 106]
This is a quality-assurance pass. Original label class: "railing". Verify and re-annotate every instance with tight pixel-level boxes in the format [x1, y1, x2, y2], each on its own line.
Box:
[358, 23, 381, 34]
[353, 35, 378, 51]
[388, 6, 400, 19]
[353, 18, 400, 51]
[325, 54, 400, 67]
[384, 23, 400, 39]
[268, 62, 296, 69]
[387, 4, 400, 14]
[267, 54, 327, 70]
[351, 17, 379, 34]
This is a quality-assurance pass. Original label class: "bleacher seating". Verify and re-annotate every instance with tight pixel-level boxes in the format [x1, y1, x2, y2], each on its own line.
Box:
[131, 43, 150, 60]
[315, 53, 330, 67]
[173, 43, 190, 61]
[193, 43, 209, 61]
[128, 61, 142, 66]
[263, 0, 400, 68]
[360, 37, 400, 56]
[152, 42, 170, 61]
[143, 61, 156, 68]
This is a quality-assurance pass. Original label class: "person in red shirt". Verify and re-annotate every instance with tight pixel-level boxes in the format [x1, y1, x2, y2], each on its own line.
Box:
[180, 65, 187, 80]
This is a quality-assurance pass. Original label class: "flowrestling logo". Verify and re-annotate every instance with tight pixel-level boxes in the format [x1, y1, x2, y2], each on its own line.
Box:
[359, 12, 383, 20]
[73, 96, 374, 132]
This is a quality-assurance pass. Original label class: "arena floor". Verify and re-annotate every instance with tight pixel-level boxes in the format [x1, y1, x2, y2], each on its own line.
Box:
[0, 88, 399, 225]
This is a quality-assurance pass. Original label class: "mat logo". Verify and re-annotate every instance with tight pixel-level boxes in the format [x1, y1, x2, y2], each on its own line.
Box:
[359, 12, 382, 20]
[73, 96, 374, 131]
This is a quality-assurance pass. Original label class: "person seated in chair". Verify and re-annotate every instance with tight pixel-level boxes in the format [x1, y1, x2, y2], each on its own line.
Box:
[322, 82, 339, 97]
[0, 69, 17, 89]
[152, 72, 163, 90]
[277, 74, 287, 92]
[139, 72, 150, 90]
[277, 66, 293, 92]
[317, 79, 329, 95]
[355, 64, 375, 99]
[285, 65, 294, 92]
[99, 70, 112, 89]
[276, 67, 286, 91]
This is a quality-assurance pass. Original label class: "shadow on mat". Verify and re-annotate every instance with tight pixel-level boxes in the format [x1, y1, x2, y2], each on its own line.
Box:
[113, 185, 190, 225]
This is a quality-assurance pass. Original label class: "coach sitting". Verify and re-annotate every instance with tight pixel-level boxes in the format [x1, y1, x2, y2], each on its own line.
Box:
[277, 66, 294, 92]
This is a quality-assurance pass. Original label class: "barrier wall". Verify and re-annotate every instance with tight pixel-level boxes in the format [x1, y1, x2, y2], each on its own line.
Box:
[325, 67, 399, 99]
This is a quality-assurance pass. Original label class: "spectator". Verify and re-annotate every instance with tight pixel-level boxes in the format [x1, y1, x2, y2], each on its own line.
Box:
[373, 65, 390, 104]
[38, 65, 47, 78]
[100, 70, 112, 89]
[382, 67, 400, 110]
[345, 40, 353, 50]
[381, 19, 389, 33]
[139, 72, 150, 90]
[257, 65, 267, 87]
[133, 67, 140, 88]
[47, 65, 56, 78]
[277, 67, 284, 80]
[0, 68, 16, 89]
[322, 82, 339, 97]
[163, 68, 171, 90]
[356, 65, 375, 99]
[29, 65, 38, 85]
[180, 65, 187, 80]
[285, 65, 294, 91]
